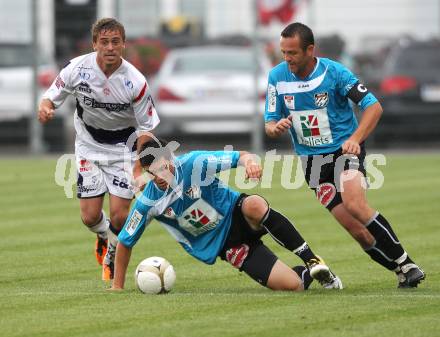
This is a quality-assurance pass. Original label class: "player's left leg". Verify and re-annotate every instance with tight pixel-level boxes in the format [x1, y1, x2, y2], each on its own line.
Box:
[340, 170, 425, 288]
[241, 195, 342, 289]
[101, 195, 132, 281]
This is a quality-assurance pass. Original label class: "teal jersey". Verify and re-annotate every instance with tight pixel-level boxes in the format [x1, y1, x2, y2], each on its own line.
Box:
[264, 58, 377, 155]
[118, 151, 241, 264]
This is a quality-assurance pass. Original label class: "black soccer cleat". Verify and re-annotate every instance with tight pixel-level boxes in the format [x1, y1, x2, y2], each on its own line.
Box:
[397, 264, 425, 288]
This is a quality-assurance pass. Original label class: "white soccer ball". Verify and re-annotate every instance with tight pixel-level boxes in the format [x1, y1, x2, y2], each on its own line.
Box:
[134, 256, 176, 294]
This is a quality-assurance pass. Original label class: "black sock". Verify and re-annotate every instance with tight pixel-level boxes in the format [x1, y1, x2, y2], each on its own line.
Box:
[292, 265, 313, 290]
[262, 209, 316, 263]
[109, 222, 121, 236]
[364, 244, 399, 271]
[365, 212, 407, 262]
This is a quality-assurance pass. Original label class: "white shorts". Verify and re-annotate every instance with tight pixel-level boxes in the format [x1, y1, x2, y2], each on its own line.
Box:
[75, 138, 135, 200]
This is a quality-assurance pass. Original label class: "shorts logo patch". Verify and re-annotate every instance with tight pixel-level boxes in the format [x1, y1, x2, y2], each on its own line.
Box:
[284, 95, 295, 110]
[126, 209, 143, 235]
[314, 92, 329, 108]
[225, 244, 250, 269]
[316, 183, 336, 207]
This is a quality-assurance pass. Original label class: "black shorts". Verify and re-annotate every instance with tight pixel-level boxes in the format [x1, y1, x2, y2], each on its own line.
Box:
[218, 194, 278, 286]
[301, 144, 367, 211]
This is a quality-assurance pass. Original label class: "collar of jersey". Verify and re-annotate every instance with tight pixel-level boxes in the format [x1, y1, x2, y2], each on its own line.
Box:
[92, 51, 125, 79]
[290, 57, 321, 80]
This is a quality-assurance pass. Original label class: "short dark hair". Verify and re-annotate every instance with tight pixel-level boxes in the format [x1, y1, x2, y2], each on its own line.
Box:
[138, 138, 172, 168]
[92, 18, 126, 43]
[281, 22, 314, 51]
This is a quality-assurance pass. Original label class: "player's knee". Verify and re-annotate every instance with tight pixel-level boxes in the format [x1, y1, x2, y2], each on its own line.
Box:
[266, 263, 304, 292]
[343, 199, 368, 219]
[241, 195, 268, 229]
[109, 210, 129, 229]
[80, 212, 102, 227]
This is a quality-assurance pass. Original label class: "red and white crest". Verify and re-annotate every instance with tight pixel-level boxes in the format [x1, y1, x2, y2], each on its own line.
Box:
[316, 182, 336, 207]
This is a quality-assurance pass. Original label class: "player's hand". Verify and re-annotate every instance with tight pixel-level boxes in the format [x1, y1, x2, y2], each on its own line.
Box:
[242, 155, 262, 180]
[132, 171, 147, 193]
[272, 115, 293, 137]
[341, 139, 361, 155]
[38, 105, 55, 124]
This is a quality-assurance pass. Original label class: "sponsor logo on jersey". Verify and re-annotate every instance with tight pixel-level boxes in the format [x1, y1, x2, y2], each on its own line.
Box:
[183, 209, 214, 232]
[284, 95, 295, 110]
[316, 183, 336, 207]
[78, 81, 92, 93]
[314, 92, 329, 107]
[79, 72, 91, 80]
[267, 84, 277, 112]
[103, 87, 111, 96]
[83, 96, 130, 112]
[126, 209, 143, 235]
[185, 185, 201, 199]
[300, 115, 321, 137]
[55, 76, 65, 89]
[291, 108, 333, 147]
[179, 199, 223, 236]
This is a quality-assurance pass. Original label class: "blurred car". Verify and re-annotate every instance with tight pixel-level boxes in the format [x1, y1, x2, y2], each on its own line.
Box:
[151, 45, 271, 136]
[375, 39, 440, 145]
[0, 43, 57, 121]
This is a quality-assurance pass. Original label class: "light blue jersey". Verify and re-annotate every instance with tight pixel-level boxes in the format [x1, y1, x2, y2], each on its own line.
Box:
[118, 151, 241, 264]
[264, 58, 377, 155]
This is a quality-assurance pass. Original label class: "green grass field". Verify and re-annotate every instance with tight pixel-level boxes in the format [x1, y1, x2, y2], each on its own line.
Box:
[1, 153, 439, 337]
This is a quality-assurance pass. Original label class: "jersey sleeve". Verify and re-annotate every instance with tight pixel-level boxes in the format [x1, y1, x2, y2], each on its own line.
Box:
[336, 63, 378, 111]
[132, 81, 160, 132]
[42, 62, 74, 108]
[264, 72, 283, 122]
[118, 185, 157, 248]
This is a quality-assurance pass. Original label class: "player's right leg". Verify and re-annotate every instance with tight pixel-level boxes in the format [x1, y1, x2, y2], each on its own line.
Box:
[79, 197, 109, 266]
[339, 169, 425, 288]
[76, 155, 109, 267]
[240, 194, 342, 289]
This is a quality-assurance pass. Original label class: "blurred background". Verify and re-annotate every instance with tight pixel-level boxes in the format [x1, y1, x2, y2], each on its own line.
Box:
[0, 0, 439, 154]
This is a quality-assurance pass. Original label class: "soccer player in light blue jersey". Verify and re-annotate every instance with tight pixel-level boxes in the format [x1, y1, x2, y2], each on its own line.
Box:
[264, 22, 424, 288]
[110, 139, 343, 292]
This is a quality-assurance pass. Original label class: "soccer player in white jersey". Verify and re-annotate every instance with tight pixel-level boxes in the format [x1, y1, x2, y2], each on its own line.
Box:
[38, 18, 159, 281]
[109, 139, 342, 291]
[264, 22, 424, 288]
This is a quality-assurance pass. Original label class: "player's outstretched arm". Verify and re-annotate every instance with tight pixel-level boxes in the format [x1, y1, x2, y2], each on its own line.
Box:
[38, 99, 55, 124]
[110, 242, 132, 290]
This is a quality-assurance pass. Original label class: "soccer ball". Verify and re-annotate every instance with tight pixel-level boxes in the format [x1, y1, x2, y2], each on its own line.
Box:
[134, 256, 176, 294]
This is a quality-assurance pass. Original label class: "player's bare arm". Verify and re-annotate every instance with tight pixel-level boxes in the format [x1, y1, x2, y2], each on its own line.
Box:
[133, 132, 155, 190]
[342, 102, 383, 155]
[265, 115, 293, 138]
[239, 151, 262, 180]
[111, 242, 132, 290]
[38, 98, 55, 124]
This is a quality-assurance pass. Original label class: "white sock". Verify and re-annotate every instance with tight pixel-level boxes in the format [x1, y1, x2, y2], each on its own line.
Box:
[103, 223, 119, 264]
[87, 211, 109, 240]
